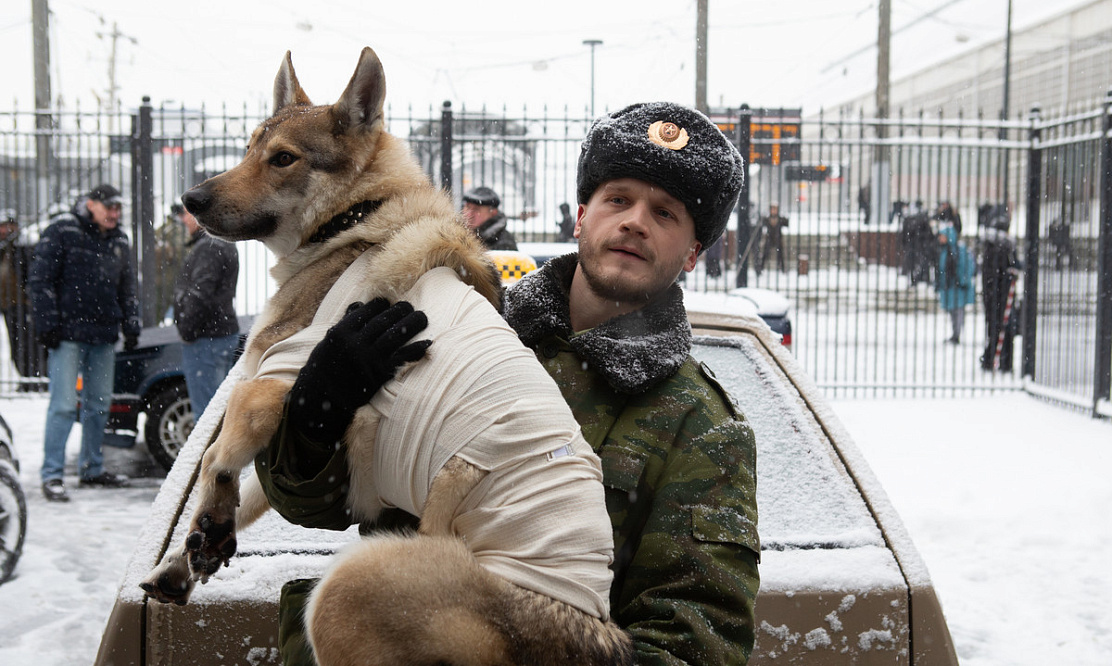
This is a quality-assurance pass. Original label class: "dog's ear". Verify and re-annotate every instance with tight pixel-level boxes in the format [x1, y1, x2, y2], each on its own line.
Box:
[330, 46, 386, 134]
[273, 50, 312, 115]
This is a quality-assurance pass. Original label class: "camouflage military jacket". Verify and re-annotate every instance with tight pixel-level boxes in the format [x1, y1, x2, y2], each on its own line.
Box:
[259, 253, 761, 665]
[504, 253, 760, 665]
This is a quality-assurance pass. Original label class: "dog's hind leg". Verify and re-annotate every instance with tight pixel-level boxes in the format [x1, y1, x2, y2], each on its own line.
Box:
[305, 534, 516, 666]
[418, 455, 486, 537]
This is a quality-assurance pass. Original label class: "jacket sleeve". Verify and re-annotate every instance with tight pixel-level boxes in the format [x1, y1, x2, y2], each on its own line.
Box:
[28, 222, 65, 335]
[606, 364, 760, 665]
[254, 398, 356, 532]
[117, 239, 142, 338]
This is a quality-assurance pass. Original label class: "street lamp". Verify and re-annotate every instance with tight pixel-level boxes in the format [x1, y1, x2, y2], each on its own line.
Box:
[583, 39, 602, 117]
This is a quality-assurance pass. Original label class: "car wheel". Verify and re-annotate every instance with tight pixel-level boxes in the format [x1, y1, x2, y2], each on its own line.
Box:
[144, 383, 194, 472]
[0, 459, 26, 584]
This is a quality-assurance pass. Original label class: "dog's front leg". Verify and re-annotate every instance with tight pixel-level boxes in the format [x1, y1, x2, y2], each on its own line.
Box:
[185, 377, 293, 579]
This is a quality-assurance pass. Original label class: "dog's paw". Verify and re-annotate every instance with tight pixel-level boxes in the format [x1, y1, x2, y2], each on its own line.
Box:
[184, 512, 238, 577]
[140, 548, 196, 605]
[139, 572, 195, 606]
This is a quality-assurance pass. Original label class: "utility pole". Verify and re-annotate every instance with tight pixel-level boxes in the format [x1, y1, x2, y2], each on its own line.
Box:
[96, 19, 138, 132]
[32, 0, 54, 209]
[872, 0, 892, 228]
[583, 39, 602, 117]
[1001, 0, 1014, 202]
[696, 0, 708, 113]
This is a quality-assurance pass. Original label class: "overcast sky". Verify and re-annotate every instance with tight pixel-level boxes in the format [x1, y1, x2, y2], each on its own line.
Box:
[1, 0, 1090, 116]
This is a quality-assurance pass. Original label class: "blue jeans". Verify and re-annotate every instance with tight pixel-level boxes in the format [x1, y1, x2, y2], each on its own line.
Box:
[181, 333, 239, 419]
[41, 341, 116, 482]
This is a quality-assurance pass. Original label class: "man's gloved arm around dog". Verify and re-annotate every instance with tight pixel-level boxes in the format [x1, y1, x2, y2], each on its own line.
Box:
[256, 298, 430, 531]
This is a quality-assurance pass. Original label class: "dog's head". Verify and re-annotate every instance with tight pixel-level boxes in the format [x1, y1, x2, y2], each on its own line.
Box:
[181, 47, 388, 256]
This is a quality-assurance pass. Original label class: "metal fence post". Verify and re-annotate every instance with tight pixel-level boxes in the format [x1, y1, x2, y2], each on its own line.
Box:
[1021, 106, 1042, 379]
[439, 101, 453, 193]
[735, 104, 752, 288]
[1094, 91, 1112, 414]
[136, 96, 158, 326]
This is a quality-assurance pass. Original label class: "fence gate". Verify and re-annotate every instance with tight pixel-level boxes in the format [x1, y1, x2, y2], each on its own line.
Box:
[1, 98, 1110, 415]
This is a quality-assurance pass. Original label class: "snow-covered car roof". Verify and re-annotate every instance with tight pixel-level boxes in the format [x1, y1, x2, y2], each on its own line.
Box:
[96, 311, 956, 665]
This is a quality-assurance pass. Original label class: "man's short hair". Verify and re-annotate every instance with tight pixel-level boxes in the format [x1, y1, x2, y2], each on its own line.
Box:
[462, 186, 500, 208]
[576, 102, 744, 251]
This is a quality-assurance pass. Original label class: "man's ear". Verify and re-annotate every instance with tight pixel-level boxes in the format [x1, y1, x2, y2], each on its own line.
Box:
[682, 241, 702, 272]
[573, 204, 587, 239]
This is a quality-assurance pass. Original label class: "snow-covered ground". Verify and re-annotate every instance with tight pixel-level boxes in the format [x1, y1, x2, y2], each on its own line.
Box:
[0, 392, 1109, 665]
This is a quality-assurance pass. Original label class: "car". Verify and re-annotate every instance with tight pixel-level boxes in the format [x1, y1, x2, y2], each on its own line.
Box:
[105, 316, 252, 471]
[95, 308, 957, 665]
[0, 410, 26, 585]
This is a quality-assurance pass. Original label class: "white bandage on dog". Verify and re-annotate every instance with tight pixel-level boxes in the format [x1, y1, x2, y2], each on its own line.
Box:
[254, 262, 614, 620]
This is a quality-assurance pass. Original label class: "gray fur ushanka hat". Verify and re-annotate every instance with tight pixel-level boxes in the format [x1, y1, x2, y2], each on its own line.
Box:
[576, 101, 744, 250]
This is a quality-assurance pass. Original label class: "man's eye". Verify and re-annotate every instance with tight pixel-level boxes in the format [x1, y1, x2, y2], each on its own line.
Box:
[270, 152, 297, 167]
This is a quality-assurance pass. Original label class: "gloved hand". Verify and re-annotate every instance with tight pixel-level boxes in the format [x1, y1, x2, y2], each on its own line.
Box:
[38, 329, 60, 350]
[288, 298, 431, 446]
[123, 334, 140, 351]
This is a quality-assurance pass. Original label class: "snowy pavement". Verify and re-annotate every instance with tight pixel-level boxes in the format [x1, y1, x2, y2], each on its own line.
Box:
[0, 392, 1109, 665]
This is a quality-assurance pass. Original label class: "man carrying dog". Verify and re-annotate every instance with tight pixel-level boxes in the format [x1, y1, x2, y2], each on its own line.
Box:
[29, 184, 141, 502]
[264, 102, 760, 665]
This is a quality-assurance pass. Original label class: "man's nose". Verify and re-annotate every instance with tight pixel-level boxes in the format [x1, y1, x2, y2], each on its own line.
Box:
[619, 201, 652, 235]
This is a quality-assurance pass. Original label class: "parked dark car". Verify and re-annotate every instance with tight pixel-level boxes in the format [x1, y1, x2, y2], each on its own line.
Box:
[0, 410, 26, 584]
[107, 316, 251, 471]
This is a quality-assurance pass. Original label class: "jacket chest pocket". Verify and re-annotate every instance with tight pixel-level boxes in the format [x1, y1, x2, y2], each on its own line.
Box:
[597, 445, 650, 536]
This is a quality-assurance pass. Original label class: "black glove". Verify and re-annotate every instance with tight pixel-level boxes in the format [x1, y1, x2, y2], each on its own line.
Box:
[288, 298, 431, 445]
[38, 329, 60, 350]
[123, 334, 139, 351]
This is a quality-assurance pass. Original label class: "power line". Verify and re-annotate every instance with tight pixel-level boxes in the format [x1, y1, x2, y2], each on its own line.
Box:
[820, 0, 967, 74]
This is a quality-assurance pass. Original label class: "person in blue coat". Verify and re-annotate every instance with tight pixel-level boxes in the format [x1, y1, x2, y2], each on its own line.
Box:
[935, 223, 976, 344]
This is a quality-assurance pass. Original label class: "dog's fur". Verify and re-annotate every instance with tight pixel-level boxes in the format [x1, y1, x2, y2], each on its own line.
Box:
[138, 48, 632, 666]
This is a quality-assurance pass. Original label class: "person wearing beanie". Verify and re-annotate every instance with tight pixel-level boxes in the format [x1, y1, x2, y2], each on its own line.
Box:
[460, 185, 518, 250]
[28, 183, 141, 502]
[259, 102, 759, 665]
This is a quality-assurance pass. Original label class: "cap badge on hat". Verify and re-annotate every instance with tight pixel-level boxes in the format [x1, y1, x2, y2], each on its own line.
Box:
[647, 121, 689, 150]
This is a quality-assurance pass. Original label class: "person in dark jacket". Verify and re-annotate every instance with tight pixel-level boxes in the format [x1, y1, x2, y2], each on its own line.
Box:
[757, 203, 788, 273]
[0, 211, 44, 380]
[172, 202, 240, 418]
[260, 102, 760, 666]
[460, 185, 517, 250]
[981, 211, 1021, 371]
[29, 184, 141, 501]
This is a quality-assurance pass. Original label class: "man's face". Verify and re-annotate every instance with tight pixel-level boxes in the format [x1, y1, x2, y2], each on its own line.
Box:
[769, 205, 779, 217]
[87, 199, 122, 231]
[574, 178, 700, 305]
[179, 209, 201, 235]
[461, 201, 496, 229]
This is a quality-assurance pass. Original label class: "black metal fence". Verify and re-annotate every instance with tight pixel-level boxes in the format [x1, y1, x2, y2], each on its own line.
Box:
[1, 97, 1110, 416]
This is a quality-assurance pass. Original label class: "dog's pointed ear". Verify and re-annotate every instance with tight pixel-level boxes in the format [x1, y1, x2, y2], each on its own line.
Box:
[331, 47, 386, 134]
[273, 50, 312, 116]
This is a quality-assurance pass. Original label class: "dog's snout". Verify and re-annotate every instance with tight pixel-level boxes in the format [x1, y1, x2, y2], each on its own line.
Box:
[181, 188, 212, 216]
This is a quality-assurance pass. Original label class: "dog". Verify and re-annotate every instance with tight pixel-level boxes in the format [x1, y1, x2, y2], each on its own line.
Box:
[138, 47, 632, 666]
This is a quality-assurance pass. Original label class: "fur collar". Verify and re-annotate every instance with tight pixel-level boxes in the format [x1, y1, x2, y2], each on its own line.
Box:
[505, 252, 692, 394]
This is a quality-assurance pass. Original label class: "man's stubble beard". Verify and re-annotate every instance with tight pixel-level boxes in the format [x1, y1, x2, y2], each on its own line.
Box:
[577, 231, 685, 306]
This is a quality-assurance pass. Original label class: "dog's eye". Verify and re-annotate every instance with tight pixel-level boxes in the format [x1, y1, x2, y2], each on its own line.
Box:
[270, 152, 298, 167]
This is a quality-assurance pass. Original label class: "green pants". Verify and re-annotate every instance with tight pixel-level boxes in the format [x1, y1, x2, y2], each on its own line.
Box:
[278, 578, 318, 666]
